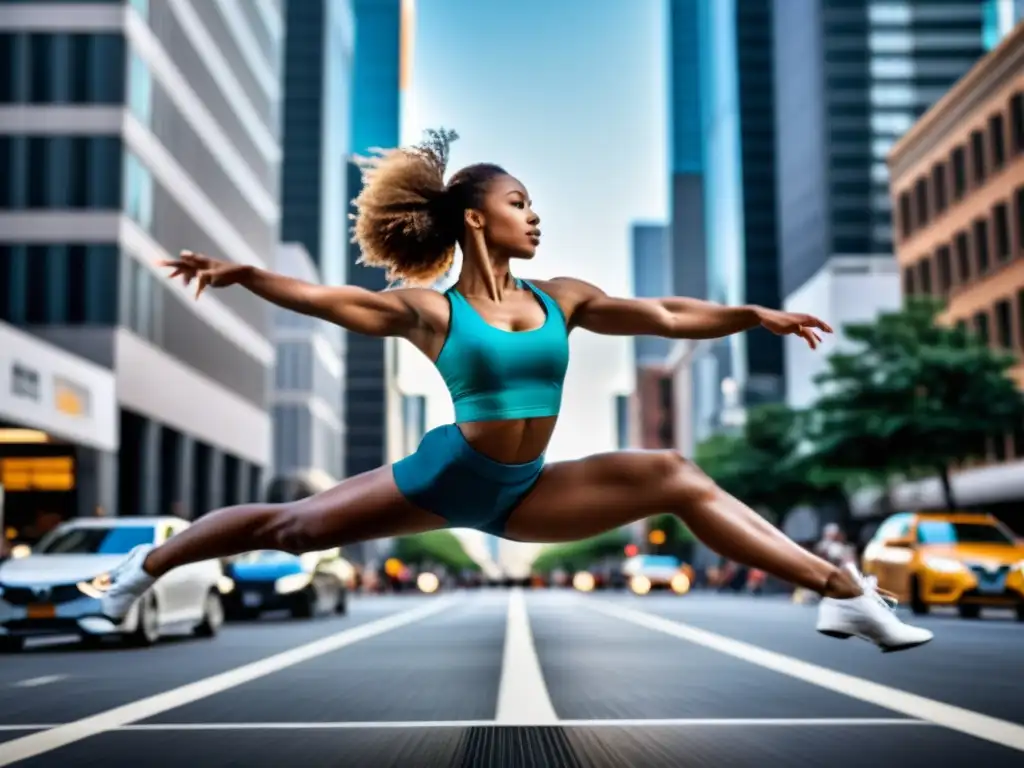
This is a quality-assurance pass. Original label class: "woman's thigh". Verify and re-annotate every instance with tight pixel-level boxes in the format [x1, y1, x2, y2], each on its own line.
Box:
[501, 449, 698, 543]
[293, 465, 450, 549]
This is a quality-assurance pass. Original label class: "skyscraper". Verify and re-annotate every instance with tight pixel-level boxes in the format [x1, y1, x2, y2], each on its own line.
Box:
[344, 0, 404, 480]
[0, 0, 282, 522]
[278, 0, 355, 487]
[670, 0, 784, 443]
[773, 0, 987, 300]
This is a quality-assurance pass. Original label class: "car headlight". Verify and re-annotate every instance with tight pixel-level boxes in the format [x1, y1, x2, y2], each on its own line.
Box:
[217, 576, 235, 595]
[924, 557, 966, 574]
[274, 572, 311, 594]
[630, 575, 652, 595]
[76, 573, 112, 599]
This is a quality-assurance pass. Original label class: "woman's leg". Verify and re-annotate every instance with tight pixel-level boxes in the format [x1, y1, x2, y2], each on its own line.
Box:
[503, 449, 858, 598]
[102, 466, 448, 619]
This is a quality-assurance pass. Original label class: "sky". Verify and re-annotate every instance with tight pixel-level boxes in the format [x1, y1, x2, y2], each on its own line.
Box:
[397, 0, 670, 462]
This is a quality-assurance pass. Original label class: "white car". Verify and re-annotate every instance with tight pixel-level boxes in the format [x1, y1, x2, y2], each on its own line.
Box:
[0, 516, 228, 652]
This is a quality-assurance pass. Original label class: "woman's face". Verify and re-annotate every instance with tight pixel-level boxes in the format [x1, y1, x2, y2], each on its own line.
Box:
[476, 174, 542, 259]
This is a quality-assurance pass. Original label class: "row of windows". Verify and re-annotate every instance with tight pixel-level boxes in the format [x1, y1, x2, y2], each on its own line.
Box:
[0, 245, 119, 325]
[898, 89, 1024, 239]
[0, 241, 269, 408]
[952, 290, 1024, 359]
[0, 33, 125, 104]
[272, 404, 342, 479]
[0, 136, 122, 210]
[903, 186, 1024, 296]
[274, 340, 342, 415]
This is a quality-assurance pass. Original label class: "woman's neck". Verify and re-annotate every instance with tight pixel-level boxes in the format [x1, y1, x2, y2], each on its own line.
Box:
[458, 241, 514, 300]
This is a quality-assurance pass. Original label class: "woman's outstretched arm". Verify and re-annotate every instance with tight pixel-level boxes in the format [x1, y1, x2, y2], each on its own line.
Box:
[160, 250, 431, 339]
[543, 277, 832, 349]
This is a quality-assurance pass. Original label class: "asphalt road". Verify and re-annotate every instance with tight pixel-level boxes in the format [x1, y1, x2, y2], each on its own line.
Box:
[1, 590, 1022, 767]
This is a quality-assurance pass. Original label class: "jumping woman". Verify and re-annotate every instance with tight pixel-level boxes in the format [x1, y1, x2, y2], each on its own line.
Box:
[104, 129, 932, 652]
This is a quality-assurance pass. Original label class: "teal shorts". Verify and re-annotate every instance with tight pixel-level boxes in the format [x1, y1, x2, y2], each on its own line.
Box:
[392, 424, 544, 536]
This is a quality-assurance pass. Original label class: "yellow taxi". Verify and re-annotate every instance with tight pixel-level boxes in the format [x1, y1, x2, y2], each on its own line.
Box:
[861, 511, 1024, 620]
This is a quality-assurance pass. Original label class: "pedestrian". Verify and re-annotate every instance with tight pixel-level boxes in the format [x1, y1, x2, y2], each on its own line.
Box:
[102, 129, 931, 653]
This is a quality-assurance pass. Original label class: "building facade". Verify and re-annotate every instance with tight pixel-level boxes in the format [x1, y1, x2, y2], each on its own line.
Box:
[887, 22, 1024, 513]
[0, 0, 282, 525]
[344, 0, 404, 480]
[773, 0, 987, 301]
[267, 244, 345, 502]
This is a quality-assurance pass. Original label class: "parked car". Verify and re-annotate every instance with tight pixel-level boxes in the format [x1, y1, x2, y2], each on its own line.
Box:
[222, 548, 349, 620]
[0, 516, 228, 651]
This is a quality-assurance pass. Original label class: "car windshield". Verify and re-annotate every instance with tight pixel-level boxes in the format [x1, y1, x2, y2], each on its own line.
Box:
[233, 550, 298, 565]
[37, 526, 155, 555]
[641, 556, 680, 568]
[917, 521, 1014, 546]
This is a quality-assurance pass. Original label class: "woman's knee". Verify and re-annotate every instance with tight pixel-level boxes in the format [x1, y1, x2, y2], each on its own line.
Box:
[652, 450, 719, 503]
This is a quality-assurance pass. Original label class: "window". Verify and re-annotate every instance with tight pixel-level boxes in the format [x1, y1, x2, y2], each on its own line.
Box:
[914, 178, 928, 226]
[127, 50, 151, 125]
[975, 311, 990, 345]
[36, 524, 156, 555]
[931, 163, 947, 214]
[916, 521, 1013, 546]
[936, 245, 952, 293]
[1016, 186, 1024, 256]
[903, 266, 916, 296]
[918, 258, 932, 295]
[951, 146, 967, 199]
[1019, 289, 1024, 351]
[898, 192, 912, 238]
[989, 113, 1005, 171]
[129, 0, 149, 20]
[970, 130, 986, 186]
[973, 218, 990, 273]
[870, 85, 914, 107]
[122, 151, 152, 230]
[995, 300, 1013, 349]
[868, 32, 913, 53]
[993, 203, 1011, 262]
[1011, 92, 1024, 154]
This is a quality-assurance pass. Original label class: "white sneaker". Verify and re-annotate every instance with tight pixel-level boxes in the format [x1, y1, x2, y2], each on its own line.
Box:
[816, 564, 933, 653]
[101, 544, 157, 622]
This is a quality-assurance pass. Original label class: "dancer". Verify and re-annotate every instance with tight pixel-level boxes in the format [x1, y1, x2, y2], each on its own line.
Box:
[104, 129, 931, 652]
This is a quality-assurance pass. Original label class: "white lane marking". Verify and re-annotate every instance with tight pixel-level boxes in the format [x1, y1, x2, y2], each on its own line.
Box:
[0, 598, 456, 767]
[12, 675, 66, 688]
[586, 599, 1024, 753]
[0, 717, 928, 731]
[495, 588, 558, 724]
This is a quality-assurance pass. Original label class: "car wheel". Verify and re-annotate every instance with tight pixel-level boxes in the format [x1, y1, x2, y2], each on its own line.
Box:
[910, 577, 929, 615]
[958, 603, 981, 619]
[1016, 604, 1024, 623]
[128, 592, 161, 647]
[193, 591, 225, 638]
[290, 590, 315, 619]
[0, 636, 24, 653]
[80, 634, 103, 649]
[334, 588, 347, 615]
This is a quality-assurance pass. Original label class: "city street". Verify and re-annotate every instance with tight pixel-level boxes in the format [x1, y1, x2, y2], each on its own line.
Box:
[0, 590, 1022, 767]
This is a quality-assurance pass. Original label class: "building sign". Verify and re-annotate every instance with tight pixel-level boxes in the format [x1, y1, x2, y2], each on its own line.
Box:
[54, 376, 91, 418]
[10, 362, 40, 402]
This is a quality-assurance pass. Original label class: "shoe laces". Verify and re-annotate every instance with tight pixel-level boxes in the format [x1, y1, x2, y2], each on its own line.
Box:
[861, 573, 898, 611]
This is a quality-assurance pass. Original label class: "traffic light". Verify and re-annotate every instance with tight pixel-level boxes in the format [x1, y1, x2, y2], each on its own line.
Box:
[648, 529, 666, 546]
[624, 544, 639, 557]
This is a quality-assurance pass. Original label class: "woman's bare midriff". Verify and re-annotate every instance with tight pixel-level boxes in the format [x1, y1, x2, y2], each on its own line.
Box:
[456, 416, 558, 464]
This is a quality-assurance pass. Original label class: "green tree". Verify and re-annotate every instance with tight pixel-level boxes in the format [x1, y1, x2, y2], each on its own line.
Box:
[530, 528, 630, 574]
[807, 296, 1024, 509]
[393, 530, 480, 571]
[694, 403, 845, 522]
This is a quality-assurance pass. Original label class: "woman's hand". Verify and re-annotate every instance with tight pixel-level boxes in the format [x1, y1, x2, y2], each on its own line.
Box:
[158, 251, 250, 299]
[755, 307, 833, 350]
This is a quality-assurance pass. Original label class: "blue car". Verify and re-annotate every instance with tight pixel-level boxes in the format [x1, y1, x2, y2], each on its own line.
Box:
[223, 549, 349, 620]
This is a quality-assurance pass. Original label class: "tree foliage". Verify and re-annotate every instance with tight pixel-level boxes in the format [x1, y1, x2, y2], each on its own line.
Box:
[807, 296, 1024, 508]
[393, 530, 479, 571]
[530, 528, 631, 574]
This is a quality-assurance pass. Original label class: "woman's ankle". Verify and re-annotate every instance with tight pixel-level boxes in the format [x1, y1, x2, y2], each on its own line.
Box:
[821, 567, 863, 599]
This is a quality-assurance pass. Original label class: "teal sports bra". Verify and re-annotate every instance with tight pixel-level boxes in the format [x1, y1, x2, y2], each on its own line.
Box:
[435, 278, 570, 423]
